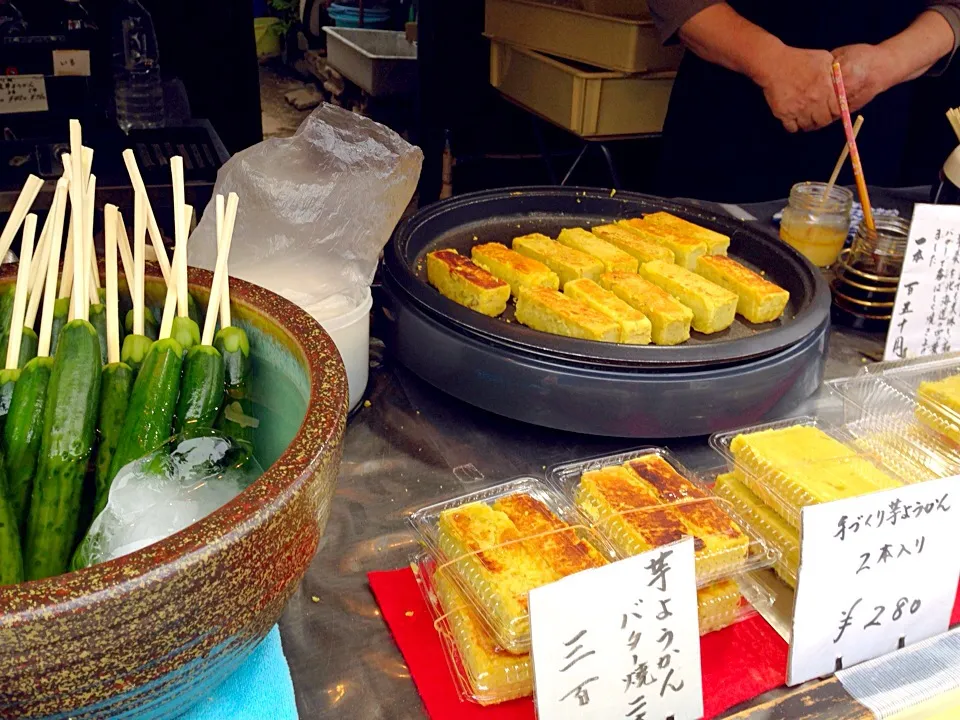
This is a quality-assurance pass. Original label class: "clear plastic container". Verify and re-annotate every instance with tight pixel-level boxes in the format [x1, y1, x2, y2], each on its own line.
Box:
[873, 356, 960, 448]
[828, 375, 960, 482]
[707, 467, 799, 589]
[710, 417, 907, 530]
[413, 545, 770, 707]
[547, 447, 778, 588]
[412, 553, 533, 706]
[408, 477, 618, 654]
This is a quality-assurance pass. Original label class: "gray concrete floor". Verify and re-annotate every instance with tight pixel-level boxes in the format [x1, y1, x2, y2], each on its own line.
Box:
[259, 63, 314, 139]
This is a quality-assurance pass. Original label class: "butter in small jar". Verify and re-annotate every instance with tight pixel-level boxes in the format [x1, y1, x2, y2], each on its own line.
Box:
[779, 182, 854, 267]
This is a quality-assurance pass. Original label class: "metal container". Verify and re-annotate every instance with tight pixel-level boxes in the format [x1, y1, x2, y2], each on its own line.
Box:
[323, 27, 417, 96]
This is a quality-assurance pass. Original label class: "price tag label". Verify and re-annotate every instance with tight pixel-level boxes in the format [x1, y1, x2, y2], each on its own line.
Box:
[884, 203, 960, 361]
[0, 75, 48, 115]
[530, 538, 703, 720]
[52, 49, 91, 77]
[788, 475, 960, 686]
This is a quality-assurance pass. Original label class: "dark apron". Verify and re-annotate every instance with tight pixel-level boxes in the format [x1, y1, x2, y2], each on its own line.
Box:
[658, 1, 923, 202]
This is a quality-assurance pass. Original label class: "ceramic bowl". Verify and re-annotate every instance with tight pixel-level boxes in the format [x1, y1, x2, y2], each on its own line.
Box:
[0, 265, 348, 719]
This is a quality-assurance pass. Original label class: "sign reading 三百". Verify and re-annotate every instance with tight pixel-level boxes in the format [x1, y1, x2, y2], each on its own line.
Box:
[788, 475, 960, 686]
[0, 75, 48, 115]
[530, 538, 703, 720]
[884, 203, 960, 361]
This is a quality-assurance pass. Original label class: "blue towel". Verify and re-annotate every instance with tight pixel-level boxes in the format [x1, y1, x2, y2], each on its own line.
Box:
[182, 626, 299, 720]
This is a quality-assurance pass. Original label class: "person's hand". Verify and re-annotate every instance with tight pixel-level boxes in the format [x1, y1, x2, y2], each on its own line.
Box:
[831, 44, 897, 112]
[753, 46, 840, 133]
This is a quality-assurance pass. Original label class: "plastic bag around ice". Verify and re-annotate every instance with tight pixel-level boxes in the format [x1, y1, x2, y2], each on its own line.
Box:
[188, 103, 423, 315]
[72, 432, 263, 569]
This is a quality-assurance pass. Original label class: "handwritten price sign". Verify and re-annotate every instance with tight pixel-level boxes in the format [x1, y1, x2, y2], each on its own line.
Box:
[788, 475, 960, 685]
[530, 538, 703, 720]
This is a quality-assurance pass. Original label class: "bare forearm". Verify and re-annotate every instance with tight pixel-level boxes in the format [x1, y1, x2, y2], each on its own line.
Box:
[879, 10, 955, 84]
[676, 3, 783, 85]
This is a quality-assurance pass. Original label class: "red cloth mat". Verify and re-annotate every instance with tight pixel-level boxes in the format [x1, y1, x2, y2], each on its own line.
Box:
[370, 568, 960, 719]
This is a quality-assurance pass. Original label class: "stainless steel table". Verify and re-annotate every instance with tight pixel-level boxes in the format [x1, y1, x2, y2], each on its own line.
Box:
[279, 319, 886, 719]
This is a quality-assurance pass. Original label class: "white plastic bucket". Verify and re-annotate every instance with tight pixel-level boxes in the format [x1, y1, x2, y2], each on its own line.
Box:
[315, 286, 372, 411]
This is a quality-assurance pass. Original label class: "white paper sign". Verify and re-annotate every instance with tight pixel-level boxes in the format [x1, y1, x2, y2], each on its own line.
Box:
[884, 204, 960, 361]
[52, 49, 91, 77]
[788, 475, 960, 686]
[0, 75, 48, 115]
[530, 538, 703, 720]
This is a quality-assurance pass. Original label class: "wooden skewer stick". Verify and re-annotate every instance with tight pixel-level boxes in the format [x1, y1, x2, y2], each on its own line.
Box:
[122, 149, 172, 283]
[170, 157, 188, 317]
[68, 121, 85, 321]
[133, 193, 146, 336]
[158, 268, 178, 340]
[215, 194, 231, 329]
[0, 175, 44, 265]
[159, 201, 194, 339]
[203, 193, 239, 346]
[948, 107, 960, 143]
[823, 115, 864, 203]
[85, 176, 99, 308]
[116, 210, 135, 309]
[59, 222, 74, 299]
[26, 197, 57, 296]
[81, 146, 93, 180]
[38, 179, 68, 358]
[7, 214, 36, 369]
[78, 173, 96, 321]
[178, 204, 193, 319]
[104, 205, 120, 364]
[25, 209, 56, 329]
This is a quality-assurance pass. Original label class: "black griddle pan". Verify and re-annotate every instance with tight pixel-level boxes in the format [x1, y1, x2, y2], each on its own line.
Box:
[386, 187, 831, 369]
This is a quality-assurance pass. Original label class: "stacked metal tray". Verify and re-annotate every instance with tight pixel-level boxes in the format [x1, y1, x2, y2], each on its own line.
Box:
[381, 187, 832, 437]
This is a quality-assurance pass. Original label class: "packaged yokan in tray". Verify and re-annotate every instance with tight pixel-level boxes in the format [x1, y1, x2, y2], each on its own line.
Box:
[710, 417, 907, 532]
[412, 553, 532, 706]
[408, 477, 617, 654]
[412, 544, 770, 706]
[547, 447, 778, 586]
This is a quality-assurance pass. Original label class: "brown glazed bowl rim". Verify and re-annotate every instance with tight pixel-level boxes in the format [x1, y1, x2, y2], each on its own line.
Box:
[0, 263, 348, 618]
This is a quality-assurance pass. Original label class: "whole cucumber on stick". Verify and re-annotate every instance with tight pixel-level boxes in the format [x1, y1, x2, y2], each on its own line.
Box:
[23, 120, 103, 580]
[0, 212, 39, 587]
[109, 157, 200, 484]
[91, 204, 134, 518]
[5, 177, 69, 533]
[0, 174, 44, 588]
[49, 147, 93, 357]
[0, 212, 38, 435]
[210, 196, 257, 446]
[119, 192, 155, 375]
[175, 192, 239, 433]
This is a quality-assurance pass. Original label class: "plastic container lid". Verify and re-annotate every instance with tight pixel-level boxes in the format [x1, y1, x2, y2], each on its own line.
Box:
[828, 375, 960, 482]
[710, 417, 907, 531]
[408, 477, 618, 654]
[546, 447, 778, 588]
[869, 356, 960, 448]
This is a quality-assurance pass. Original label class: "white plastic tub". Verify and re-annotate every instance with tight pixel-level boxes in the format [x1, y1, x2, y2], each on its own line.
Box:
[311, 287, 373, 411]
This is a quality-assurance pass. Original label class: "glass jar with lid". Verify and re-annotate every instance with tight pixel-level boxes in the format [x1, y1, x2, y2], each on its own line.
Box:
[779, 182, 854, 267]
